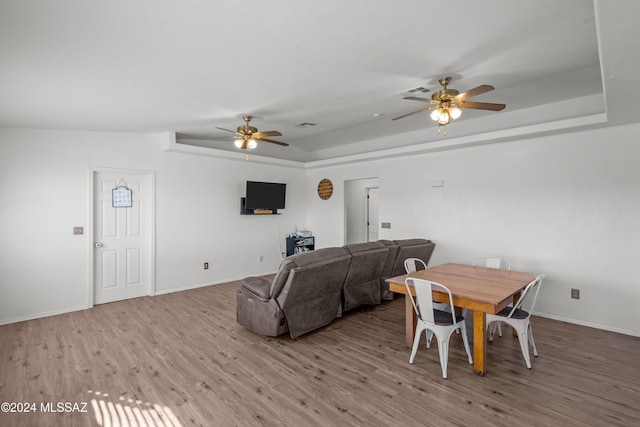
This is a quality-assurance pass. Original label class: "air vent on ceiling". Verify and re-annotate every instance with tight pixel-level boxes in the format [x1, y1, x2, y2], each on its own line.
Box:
[294, 122, 317, 128]
[399, 86, 431, 96]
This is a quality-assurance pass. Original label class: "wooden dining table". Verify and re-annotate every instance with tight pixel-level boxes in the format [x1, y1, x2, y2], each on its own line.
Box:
[386, 263, 536, 376]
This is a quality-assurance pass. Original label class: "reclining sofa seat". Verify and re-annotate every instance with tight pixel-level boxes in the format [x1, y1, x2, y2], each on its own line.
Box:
[342, 241, 389, 311]
[389, 238, 436, 277]
[379, 238, 436, 300]
[378, 240, 400, 300]
[236, 247, 351, 338]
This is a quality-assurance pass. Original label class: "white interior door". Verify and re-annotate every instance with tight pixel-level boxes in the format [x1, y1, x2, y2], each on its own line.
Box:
[367, 188, 379, 242]
[93, 171, 153, 304]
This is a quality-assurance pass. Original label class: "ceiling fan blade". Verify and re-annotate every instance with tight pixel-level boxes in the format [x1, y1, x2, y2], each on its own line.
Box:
[458, 101, 506, 111]
[454, 85, 495, 101]
[215, 126, 238, 134]
[253, 130, 282, 138]
[403, 96, 439, 104]
[392, 106, 433, 121]
[257, 137, 289, 147]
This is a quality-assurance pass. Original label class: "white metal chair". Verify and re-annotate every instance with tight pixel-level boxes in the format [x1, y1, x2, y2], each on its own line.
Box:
[403, 257, 427, 274]
[473, 257, 511, 271]
[404, 258, 450, 313]
[404, 278, 473, 378]
[474, 257, 511, 336]
[486, 274, 546, 369]
[404, 258, 444, 343]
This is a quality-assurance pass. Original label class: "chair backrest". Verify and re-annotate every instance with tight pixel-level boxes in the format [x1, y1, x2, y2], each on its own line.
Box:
[474, 257, 511, 271]
[404, 278, 456, 326]
[404, 257, 427, 274]
[506, 274, 546, 318]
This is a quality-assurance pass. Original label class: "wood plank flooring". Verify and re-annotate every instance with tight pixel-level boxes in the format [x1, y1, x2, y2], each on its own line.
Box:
[1, 278, 639, 426]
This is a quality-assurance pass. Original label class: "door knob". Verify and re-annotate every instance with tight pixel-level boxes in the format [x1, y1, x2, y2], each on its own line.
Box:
[94, 242, 103, 248]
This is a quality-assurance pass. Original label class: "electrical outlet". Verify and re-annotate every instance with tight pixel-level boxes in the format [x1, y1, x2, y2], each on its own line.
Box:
[571, 288, 580, 299]
[259, 255, 264, 262]
[204, 262, 209, 270]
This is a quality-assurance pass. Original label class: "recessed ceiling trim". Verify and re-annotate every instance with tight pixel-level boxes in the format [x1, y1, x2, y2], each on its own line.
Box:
[162, 133, 305, 169]
[304, 113, 608, 169]
[168, 112, 607, 169]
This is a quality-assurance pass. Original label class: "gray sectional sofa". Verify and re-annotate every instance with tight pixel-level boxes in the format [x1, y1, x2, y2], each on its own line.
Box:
[236, 238, 435, 338]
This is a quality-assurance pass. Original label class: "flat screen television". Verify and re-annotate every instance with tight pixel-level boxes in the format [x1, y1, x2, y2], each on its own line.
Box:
[245, 181, 286, 210]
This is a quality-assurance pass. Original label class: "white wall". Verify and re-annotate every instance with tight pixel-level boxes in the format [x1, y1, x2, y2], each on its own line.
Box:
[2, 124, 639, 337]
[306, 124, 640, 336]
[0, 128, 306, 324]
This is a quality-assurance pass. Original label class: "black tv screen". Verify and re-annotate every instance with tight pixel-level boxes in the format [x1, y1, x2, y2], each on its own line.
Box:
[245, 181, 286, 209]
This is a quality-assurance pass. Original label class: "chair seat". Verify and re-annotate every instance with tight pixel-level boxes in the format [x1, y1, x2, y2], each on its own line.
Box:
[433, 309, 464, 325]
[494, 306, 529, 319]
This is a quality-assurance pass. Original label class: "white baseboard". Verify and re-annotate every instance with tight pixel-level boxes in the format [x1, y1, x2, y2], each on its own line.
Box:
[0, 304, 89, 326]
[154, 272, 276, 296]
[534, 311, 639, 337]
[0, 273, 279, 326]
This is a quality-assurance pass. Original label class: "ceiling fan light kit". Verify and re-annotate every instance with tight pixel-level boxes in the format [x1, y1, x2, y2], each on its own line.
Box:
[393, 76, 506, 133]
[234, 137, 257, 150]
[216, 115, 288, 151]
[430, 105, 462, 125]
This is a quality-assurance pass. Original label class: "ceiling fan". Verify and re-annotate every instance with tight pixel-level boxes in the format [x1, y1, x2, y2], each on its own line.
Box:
[215, 115, 288, 150]
[393, 77, 506, 127]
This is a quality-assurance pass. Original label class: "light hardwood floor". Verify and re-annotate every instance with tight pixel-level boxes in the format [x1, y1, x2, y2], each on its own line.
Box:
[1, 279, 639, 427]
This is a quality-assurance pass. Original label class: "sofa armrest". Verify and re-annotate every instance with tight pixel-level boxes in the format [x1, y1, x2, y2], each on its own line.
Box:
[240, 276, 272, 300]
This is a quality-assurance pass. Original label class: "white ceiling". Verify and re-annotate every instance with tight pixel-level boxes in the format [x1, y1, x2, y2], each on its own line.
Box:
[1, 1, 639, 163]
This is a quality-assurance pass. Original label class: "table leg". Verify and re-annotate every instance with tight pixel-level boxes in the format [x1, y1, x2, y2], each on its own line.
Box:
[473, 310, 486, 376]
[404, 295, 417, 348]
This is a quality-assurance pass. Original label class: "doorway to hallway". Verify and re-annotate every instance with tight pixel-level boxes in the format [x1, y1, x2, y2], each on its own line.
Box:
[344, 178, 379, 244]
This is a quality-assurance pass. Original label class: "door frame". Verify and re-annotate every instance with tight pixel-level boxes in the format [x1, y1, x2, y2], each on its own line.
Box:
[87, 166, 156, 308]
[366, 187, 379, 242]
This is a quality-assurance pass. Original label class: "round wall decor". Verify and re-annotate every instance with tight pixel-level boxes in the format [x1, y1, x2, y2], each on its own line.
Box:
[317, 178, 333, 200]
